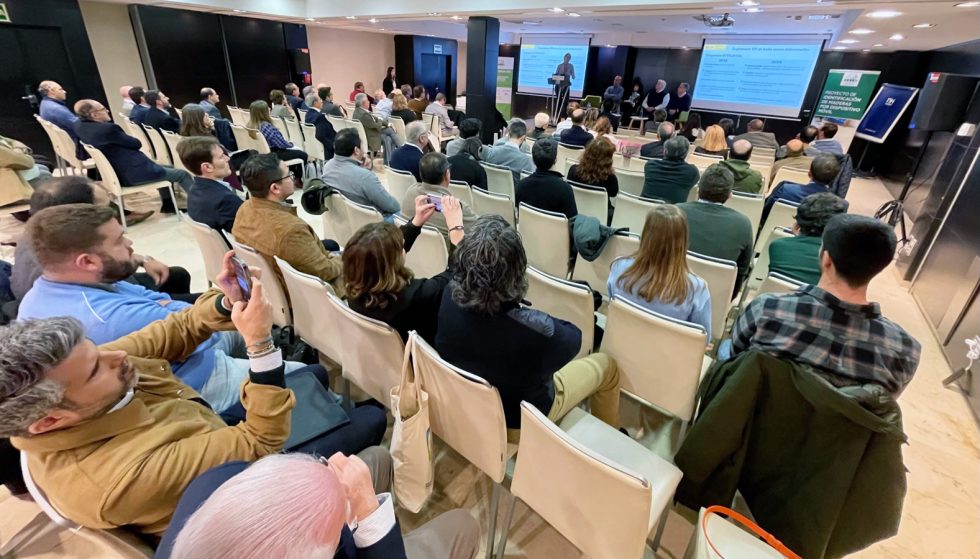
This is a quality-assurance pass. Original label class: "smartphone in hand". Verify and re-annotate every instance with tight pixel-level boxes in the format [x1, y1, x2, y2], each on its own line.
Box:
[426, 195, 443, 212]
[231, 256, 253, 302]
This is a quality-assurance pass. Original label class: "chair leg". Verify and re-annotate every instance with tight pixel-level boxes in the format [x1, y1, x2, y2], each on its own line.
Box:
[117, 196, 129, 230]
[495, 492, 517, 559]
[341, 378, 353, 412]
[485, 482, 501, 559]
[168, 183, 183, 221]
[650, 505, 671, 551]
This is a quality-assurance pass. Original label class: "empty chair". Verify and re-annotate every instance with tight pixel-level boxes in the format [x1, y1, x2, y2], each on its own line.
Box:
[518, 203, 571, 278]
[749, 226, 794, 289]
[628, 155, 651, 172]
[275, 257, 343, 365]
[183, 216, 230, 285]
[756, 200, 800, 251]
[227, 237, 292, 327]
[283, 117, 304, 145]
[610, 191, 663, 233]
[471, 187, 515, 226]
[326, 114, 347, 134]
[342, 195, 384, 237]
[613, 168, 644, 197]
[726, 191, 765, 234]
[36, 116, 96, 174]
[388, 115, 407, 144]
[686, 251, 737, 344]
[448, 180, 474, 207]
[81, 143, 178, 229]
[569, 181, 609, 223]
[526, 267, 594, 358]
[230, 124, 261, 152]
[769, 167, 810, 194]
[393, 215, 449, 279]
[572, 232, 640, 299]
[481, 161, 516, 199]
[384, 167, 417, 204]
[320, 192, 352, 247]
[757, 271, 806, 296]
[556, 143, 584, 175]
[161, 131, 188, 173]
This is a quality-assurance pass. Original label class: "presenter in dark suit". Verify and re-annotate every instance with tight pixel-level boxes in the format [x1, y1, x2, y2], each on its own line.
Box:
[143, 90, 182, 133]
[177, 136, 243, 233]
[553, 52, 576, 114]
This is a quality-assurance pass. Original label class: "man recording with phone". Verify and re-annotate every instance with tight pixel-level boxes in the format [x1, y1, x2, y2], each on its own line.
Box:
[400, 152, 477, 244]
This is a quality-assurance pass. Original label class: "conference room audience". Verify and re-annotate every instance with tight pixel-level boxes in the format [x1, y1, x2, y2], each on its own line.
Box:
[764, 153, 841, 220]
[666, 82, 692, 117]
[119, 85, 135, 117]
[424, 93, 457, 136]
[318, 86, 344, 118]
[516, 138, 578, 220]
[383, 66, 398, 94]
[593, 116, 619, 149]
[268, 90, 293, 120]
[560, 109, 593, 148]
[445, 118, 482, 157]
[321, 128, 400, 217]
[304, 93, 337, 160]
[407, 85, 428, 117]
[128, 85, 150, 124]
[349, 81, 374, 105]
[354, 92, 400, 156]
[677, 164, 754, 295]
[734, 119, 778, 150]
[607, 204, 712, 338]
[639, 121, 674, 159]
[374, 89, 393, 121]
[345, 196, 464, 342]
[566, 137, 618, 222]
[388, 121, 430, 181]
[178, 103, 242, 190]
[389, 91, 418, 124]
[234, 153, 344, 295]
[812, 122, 844, 154]
[721, 139, 764, 194]
[142, 90, 181, 133]
[247, 100, 308, 182]
[776, 125, 820, 159]
[401, 153, 478, 241]
[718, 118, 736, 148]
[603, 74, 624, 113]
[199, 87, 223, 119]
[284, 82, 307, 111]
[447, 137, 488, 191]
[529, 112, 551, 139]
[694, 124, 729, 157]
[483, 120, 534, 181]
[553, 101, 581, 136]
[435, 215, 621, 433]
[599, 99, 621, 132]
[770, 139, 813, 183]
[679, 112, 703, 141]
[178, 136, 242, 233]
[731, 214, 921, 395]
[768, 192, 849, 284]
[641, 136, 699, 203]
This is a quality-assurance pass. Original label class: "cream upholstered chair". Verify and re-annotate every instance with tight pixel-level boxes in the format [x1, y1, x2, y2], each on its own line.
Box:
[686, 184, 700, 202]
[345, 119, 370, 156]
[628, 155, 652, 172]
[384, 167, 416, 204]
[448, 180, 474, 207]
[610, 191, 663, 233]
[612, 152, 627, 169]
[161, 131, 189, 173]
[613, 167, 644, 196]
[749, 162, 772, 191]
[117, 116, 155, 160]
[526, 267, 594, 358]
[497, 402, 683, 559]
[390, 215, 449, 279]
[686, 251, 737, 344]
[600, 296, 709, 458]
[410, 333, 513, 558]
[481, 161, 516, 199]
[749, 226, 795, 289]
[750, 146, 777, 165]
[183, 216, 230, 285]
[271, 115, 289, 138]
[227, 236, 292, 328]
[686, 507, 791, 559]
[757, 271, 805, 296]
[471, 187, 515, 226]
[726, 191, 765, 234]
[140, 124, 171, 166]
[321, 192, 353, 247]
[36, 116, 96, 174]
[227, 106, 244, 126]
[571, 232, 640, 299]
[519, 168, 532, 183]
[770, 167, 810, 194]
[342, 195, 384, 238]
[756, 200, 800, 251]
[568, 181, 609, 223]
[388, 115, 408, 144]
[274, 257, 343, 365]
[283, 117, 304, 144]
[230, 124, 261, 153]
[301, 123, 326, 173]
[518, 203, 571, 278]
[326, 114, 347, 134]
[687, 152, 723, 173]
[556, 143, 584, 175]
[82, 143, 178, 230]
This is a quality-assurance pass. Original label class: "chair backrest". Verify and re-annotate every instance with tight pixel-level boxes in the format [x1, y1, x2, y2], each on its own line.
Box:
[274, 257, 343, 364]
[470, 187, 515, 226]
[412, 334, 509, 482]
[571, 232, 640, 299]
[81, 143, 125, 197]
[402, 221, 449, 278]
[610, 191, 663, 233]
[39, 119, 83, 167]
[726, 191, 765, 235]
[481, 161, 516, 199]
[556, 143, 584, 175]
[749, 162, 772, 192]
[568, 181, 609, 223]
[628, 155, 651, 172]
[182, 217, 229, 285]
[686, 251, 737, 342]
[421, 112, 438, 136]
[447, 180, 473, 207]
[751, 146, 777, 163]
[757, 271, 806, 296]
[517, 203, 571, 278]
[388, 115, 408, 144]
[519, 169, 532, 182]
[141, 125, 171, 166]
[326, 114, 347, 133]
[342, 195, 384, 238]
[230, 124, 261, 153]
[770, 167, 810, 194]
[346, 119, 369, 154]
[750, 226, 795, 287]
[613, 167, 644, 196]
[283, 117, 304, 143]
[526, 267, 594, 357]
[600, 296, 708, 422]
[161, 131, 189, 172]
[251, 128, 272, 154]
[301, 123, 326, 162]
[120, 118, 154, 159]
[227, 237, 292, 327]
[383, 167, 415, 203]
[320, 192, 353, 247]
[687, 153, 722, 173]
[756, 200, 800, 251]
[271, 115, 289, 138]
[227, 106, 246, 126]
[328, 292, 405, 407]
[612, 152, 627, 169]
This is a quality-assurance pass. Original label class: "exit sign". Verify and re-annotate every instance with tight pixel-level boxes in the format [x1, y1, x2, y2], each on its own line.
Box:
[0, 4, 10, 23]
[433, 44, 442, 54]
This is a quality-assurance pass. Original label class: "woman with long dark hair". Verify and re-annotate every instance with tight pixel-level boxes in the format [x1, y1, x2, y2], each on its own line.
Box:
[382, 67, 397, 95]
[680, 112, 704, 142]
[247, 100, 307, 184]
[566, 137, 619, 223]
[179, 103, 245, 190]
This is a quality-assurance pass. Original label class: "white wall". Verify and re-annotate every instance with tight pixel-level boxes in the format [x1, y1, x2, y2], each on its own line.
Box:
[457, 41, 467, 94]
[307, 27, 395, 100]
[78, 1, 147, 119]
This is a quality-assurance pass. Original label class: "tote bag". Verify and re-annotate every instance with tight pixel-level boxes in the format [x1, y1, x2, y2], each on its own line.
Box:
[389, 332, 434, 512]
[692, 506, 801, 559]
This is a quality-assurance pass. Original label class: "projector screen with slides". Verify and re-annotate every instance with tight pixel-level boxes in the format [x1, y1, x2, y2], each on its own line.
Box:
[517, 36, 591, 98]
[691, 36, 826, 118]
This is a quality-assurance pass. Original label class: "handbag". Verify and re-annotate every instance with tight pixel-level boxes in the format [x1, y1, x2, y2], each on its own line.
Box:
[692, 505, 801, 559]
[389, 332, 434, 513]
[284, 369, 350, 450]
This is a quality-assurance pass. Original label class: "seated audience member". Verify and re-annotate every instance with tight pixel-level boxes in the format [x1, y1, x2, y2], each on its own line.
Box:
[812, 122, 844, 154]
[679, 112, 703, 142]
[623, 79, 643, 120]
[559, 109, 593, 148]
[1, 135, 49, 207]
[349, 81, 374, 105]
[178, 136, 242, 233]
[389, 91, 418, 124]
[769, 139, 813, 184]
[374, 89, 393, 121]
[776, 125, 820, 159]
[718, 118, 736, 148]
[424, 93, 457, 137]
[666, 82, 692, 118]
[492, 118, 532, 154]
[407, 85, 428, 117]
[448, 137, 488, 191]
[199, 87, 223, 119]
[119, 85, 135, 117]
[128, 86, 150, 124]
[269, 90, 293, 120]
[163, 452, 480, 559]
[566, 137, 618, 222]
[38, 80, 83, 151]
[435, 215, 621, 432]
[1, 260, 385, 535]
[483, 120, 535, 181]
[73, 99, 191, 213]
[179, 104, 241, 189]
[143, 90, 181, 133]
[599, 99, 620, 133]
[387, 121, 430, 182]
[694, 124, 729, 157]
[304, 92, 337, 160]
[641, 79, 670, 122]
[321, 128, 400, 217]
[639, 121, 675, 159]
[234, 153, 344, 294]
[345, 197, 464, 342]
[768, 192, 849, 284]
[731, 214, 921, 395]
[529, 112, 551, 139]
[318, 86, 344, 118]
[400, 83, 414, 100]
[284, 82, 307, 111]
[247, 100, 308, 182]
[721, 139, 764, 194]
[553, 101, 581, 136]
[641, 136, 699, 204]
[763, 153, 841, 221]
[734, 118, 778, 150]
[677, 164, 753, 294]
[592, 116, 619, 149]
[582, 108, 600, 133]
[603, 74, 624, 113]
[354, 92, 400, 156]
[608, 204, 712, 337]
[516, 138, 578, 219]
[401, 153, 478, 240]
[446, 118, 482, 157]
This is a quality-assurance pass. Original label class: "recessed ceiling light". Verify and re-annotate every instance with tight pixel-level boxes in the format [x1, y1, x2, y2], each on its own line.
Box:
[873, 43, 885, 47]
[890, 33, 905, 40]
[954, 1, 980, 6]
[681, 46, 689, 49]
[832, 46, 847, 50]
[605, 44, 613, 47]
[233, 9, 247, 12]
[737, 0, 759, 5]
[368, 18, 378, 23]
[839, 39, 859, 44]
[305, 18, 315, 21]
[427, 12, 442, 16]
[912, 22, 935, 28]
[450, 15, 462, 20]
[863, 48, 871, 52]
[744, 7, 763, 12]
[567, 12, 581, 17]
[549, 7, 565, 12]
[345, 15, 357, 19]
[867, 9, 902, 18]
[849, 28, 875, 34]
[379, 28, 386, 31]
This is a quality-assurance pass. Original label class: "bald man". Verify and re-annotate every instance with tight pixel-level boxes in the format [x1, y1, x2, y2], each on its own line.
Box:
[560, 108, 594, 148]
[734, 119, 778, 150]
[770, 138, 814, 183]
[721, 139, 764, 194]
[38, 80, 83, 156]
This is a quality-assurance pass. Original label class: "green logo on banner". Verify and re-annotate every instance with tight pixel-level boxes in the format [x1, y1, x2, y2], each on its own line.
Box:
[814, 70, 880, 120]
[0, 4, 11, 23]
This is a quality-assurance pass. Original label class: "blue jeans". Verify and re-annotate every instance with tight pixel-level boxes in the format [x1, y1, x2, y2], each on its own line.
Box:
[202, 331, 305, 413]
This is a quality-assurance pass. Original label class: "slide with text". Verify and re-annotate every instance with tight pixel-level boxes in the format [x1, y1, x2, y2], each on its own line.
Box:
[517, 43, 590, 98]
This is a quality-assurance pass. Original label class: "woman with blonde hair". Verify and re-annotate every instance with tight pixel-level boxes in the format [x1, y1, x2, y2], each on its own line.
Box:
[694, 124, 729, 157]
[607, 204, 712, 337]
[389, 91, 418, 124]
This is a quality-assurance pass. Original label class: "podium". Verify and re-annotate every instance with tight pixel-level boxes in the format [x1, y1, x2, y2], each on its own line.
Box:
[547, 74, 570, 124]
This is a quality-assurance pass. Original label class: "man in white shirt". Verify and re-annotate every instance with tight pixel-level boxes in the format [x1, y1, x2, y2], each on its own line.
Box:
[553, 101, 581, 136]
[373, 89, 393, 122]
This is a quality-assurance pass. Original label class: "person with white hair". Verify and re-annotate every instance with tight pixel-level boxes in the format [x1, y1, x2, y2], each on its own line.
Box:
[528, 112, 550, 139]
[373, 89, 393, 121]
[388, 120, 430, 181]
[641, 79, 670, 130]
[352, 92, 401, 156]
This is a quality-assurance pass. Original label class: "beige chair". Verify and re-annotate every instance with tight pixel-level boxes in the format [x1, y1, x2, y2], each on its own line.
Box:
[756, 200, 800, 252]
[230, 124, 261, 152]
[321, 192, 352, 247]
[572, 232, 640, 299]
[36, 116, 96, 174]
[613, 167, 645, 196]
[117, 116, 155, 160]
[686, 184, 700, 202]
[326, 114, 347, 134]
[283, 117, 304, 144]
[600, 296, 709, 458]
[526, 267, 594, 358]
[227, 237, 292, 327]
[227, 106, 245, 126]
[519, 168, 532, 182]
[610, 191, 662, 233]
[161, 131, 189, 173]
[726, 191, 765, 234]
[749, 162, 772, 191]
[471, 187, 515, 226]
[301, 123, 326, 173]
[518, 203, 571, 278]
[384, 167, 416, 204]
[448, 179, 474, 207]
[770, 167, 810, 194]
[569, 181, 608, 223]
[481, 161, 516, 199]
[749, 226, 794, 289]
[249, 129, 305, 172]
[342, 195, 384, 238]
[688, 152, 723, 173]
[628, 155, 652, 172]
[388, 115, 407, 144]
[686, 506, 791, 559]
[183, 216, 230, 285]
[345, 119, 370, 156]
[757, 271, 806, 296]
[275, 257, 343, 365]
[82, 143, 178, 229]
[686, 251, 737, 344]
[750, 146, 777, 164]
[297, 109, 308, 122]
[405, 223, 449, 278]
[613, 152, 627, 169]
[497, 402, 683, 559]
[556, 143, 584, 174]
[271, 115, 289, 138]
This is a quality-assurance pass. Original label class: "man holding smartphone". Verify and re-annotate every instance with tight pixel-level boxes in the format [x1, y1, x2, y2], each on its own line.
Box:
[400, 152, 477, 244]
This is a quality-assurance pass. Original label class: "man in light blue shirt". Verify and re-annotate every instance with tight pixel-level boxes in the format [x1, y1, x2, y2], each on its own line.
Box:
[811, 122, 845, 155]
[38, 80, 82, 155]
[373, 89, 393, 122]
[483, 120, 534, 182]
[199, 87, 223, 119]
[320, 128, 400, 216]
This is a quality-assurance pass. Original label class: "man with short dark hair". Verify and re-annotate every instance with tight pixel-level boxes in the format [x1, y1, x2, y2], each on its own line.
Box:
[199, 87, 223, 119]
[768, 192, 849, 284]
[516, 138, 577, 219]
[320, 128, 400, 216]
[318, 86, 343, 118]
[484, 120, 535, 181]
[812, 123, 844, 154]
[763, 153, 841, 221]
[446, 117, 481, 157]
[665, 82, 692, 117]
[424, 93, 457, 136]
[731, 214, 920, 395]
[776, 125, 820, 159]
[734, 119, 778, 150]
[388, 121, 430, 182]
[401, 152, 478, 241]
[721, 139, 763, 194]
[559, 109, 593, 148]
[128, 86, 150, 124]
[178, 136, 242, 233]
[641, 136, 699, 203]
[677, 164, 754, 294]
[407, 85, 427, 117]
[639, 121, 675, 159]
[142, 90, 181, 133]
[284, 82, 308, 111]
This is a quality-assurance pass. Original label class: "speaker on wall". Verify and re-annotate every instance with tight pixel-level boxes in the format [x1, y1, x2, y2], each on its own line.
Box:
[910, 72, 980, 132]
[290, 48, 311, 74]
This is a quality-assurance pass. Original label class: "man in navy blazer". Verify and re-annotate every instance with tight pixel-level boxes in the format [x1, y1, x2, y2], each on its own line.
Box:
[142, 90, 181, 133]
[177, 136, 243, 232]
[763, 154, 841, 222]
[305, 93, 337, 160]
[128, 86, 151, 124]
[73, 99, 193, 213]
[388, 120, 430, 181]
[559, 109, 594, 148]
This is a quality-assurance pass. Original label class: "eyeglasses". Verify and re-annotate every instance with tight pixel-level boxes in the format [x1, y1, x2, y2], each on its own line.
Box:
[275, 171, 295, 183]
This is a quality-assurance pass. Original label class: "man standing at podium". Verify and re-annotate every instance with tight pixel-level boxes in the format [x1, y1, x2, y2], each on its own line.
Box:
[553, 52, 576, 115]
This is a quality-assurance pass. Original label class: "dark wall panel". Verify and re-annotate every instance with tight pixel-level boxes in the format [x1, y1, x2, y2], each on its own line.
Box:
[584, 46, 630, 101]
[222, 16, 291, 108]
[394, 35, 458, 104]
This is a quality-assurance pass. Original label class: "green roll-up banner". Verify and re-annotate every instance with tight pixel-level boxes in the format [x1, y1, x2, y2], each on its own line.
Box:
[814, 69, 881, 121]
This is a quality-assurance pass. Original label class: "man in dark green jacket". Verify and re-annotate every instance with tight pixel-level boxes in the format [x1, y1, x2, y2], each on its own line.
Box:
[641, 135, 699, 203]
[720, 139, 763, 194]
[768, 192, 848, 284]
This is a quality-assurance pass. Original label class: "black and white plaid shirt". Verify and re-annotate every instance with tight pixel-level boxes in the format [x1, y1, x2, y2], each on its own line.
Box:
[731, 285, 921, 395]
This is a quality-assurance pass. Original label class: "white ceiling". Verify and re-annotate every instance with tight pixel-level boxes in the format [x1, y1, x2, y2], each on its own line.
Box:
[96, 0, 980, 53]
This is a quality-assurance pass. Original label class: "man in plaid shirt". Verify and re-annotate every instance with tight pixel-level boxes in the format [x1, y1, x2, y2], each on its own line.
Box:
[732, 214, 920, 395]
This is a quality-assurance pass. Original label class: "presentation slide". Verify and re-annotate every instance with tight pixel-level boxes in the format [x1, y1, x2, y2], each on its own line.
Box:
[691, 38, 824, 118]
[517, 39, 590, 98]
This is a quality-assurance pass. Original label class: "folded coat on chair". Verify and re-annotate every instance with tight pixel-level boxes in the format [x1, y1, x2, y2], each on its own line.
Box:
[571, 214, 627, 262]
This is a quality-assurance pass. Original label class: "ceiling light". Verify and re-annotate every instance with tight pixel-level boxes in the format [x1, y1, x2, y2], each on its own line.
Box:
[839, 39, 859, 44]
[450, 15, 462, 20]
[849, 28, 875, 34]
[549, 7, 565, 12]
[912, 22, 935, 28]
[954, 1, 980, 6]
[368, 18, 378, 23]
[862, 48, 871, 52]
[379, 28, 386, 30]
[681, 46, 689, 49]
[832, 46, 847, 50]
[866, 9, 902, 18]
[567, 12, 581, 17]
[890, 33, 905, 40]
[233, 9, 247, 12]
[305, 18, 315, 21]
[873, 43, 885, 47]
[605, 44, 614, 47]
[345, 15, 357, 19]
[744, 7, 763, 12]
[737, 0, 759, 5]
